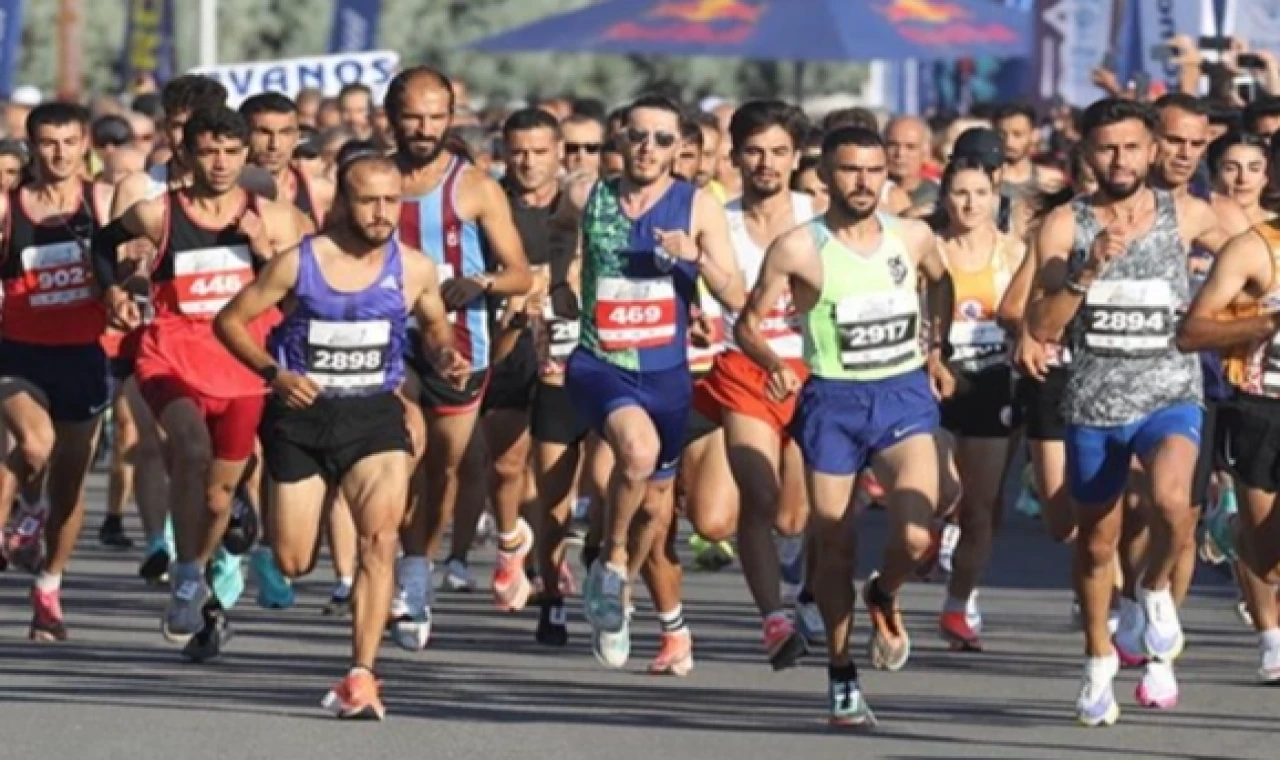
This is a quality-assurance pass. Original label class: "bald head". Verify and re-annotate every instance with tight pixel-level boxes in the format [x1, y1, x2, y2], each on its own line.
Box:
[385, 66, 454, 166]
[386, 66, 455, 121]
[885, 116, 930, 183]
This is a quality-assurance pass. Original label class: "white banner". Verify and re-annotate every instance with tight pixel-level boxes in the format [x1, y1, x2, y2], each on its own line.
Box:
[1035, 0, 1116, 107]
[1226, 0, 1280, 60]
[1138, 0, 1201, 84]
[191, 50, 399, 107]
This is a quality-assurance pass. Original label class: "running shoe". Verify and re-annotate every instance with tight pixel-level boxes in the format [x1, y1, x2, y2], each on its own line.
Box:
[795, 595, 825, 647]
[474, 511, 497, 548]
[939, 611, 982, 652]
[938, 523, 960, 576]
[138, 535, 172, 586]
[1135, 660, 1178, 709]
[1014, 466, 1043, 518]
[324, 585, 353, 617]
[29, 586, 67, 642]
[1139, 588, 1185, 662]
[209, 547, 245, 610]
[592, 615, 631, 669]
[585, 561, 628, 634]
[322, 670, 386, 720]
[650, 628, 694, 677]
[249, 546, 295, 610]
[390, 557, 432, 651]
[536, 597, 568, 647]
[442, 557, 477, 592]
[221, 491, 258, 555]
[1202, 487, 1239, 563]
[163, 575, 209, 643]
[828, 674, 877, 728]
[98, 516, 133, 548]
[493, 518, 534, 612]
[863, 573, 910, 671]
[1257, 632, 1280, 684]
[1075, 653, 1120, 727]
[1112, 597, 1147, 668]
[7, 499, 47, 574]
[763, 612, 807, 671]
[182, 601, 231, 663]
[689, 534, 734, 571]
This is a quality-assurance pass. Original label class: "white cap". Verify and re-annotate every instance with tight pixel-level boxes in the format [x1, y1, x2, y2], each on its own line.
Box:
[10, 85, 41, 107]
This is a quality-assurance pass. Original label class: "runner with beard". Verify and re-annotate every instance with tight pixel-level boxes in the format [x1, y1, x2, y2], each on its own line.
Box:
[1027, 99, 1225, 726]
[382, 66, 531, 651]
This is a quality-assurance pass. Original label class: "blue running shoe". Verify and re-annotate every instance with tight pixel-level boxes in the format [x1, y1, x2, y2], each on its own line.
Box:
[210, 547, 245, 610]
[250, 546, 295, 609]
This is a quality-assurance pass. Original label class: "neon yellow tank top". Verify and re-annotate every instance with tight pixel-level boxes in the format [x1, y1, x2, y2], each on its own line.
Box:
[802, 213, 924, 381]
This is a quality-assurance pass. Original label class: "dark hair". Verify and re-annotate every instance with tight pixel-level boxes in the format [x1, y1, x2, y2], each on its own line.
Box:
[694, 110, 719, 132]
[927, 155, 999, 232]
[181, 106, 248, 153]
[791, 154, 821, 186]
[337, 82, 373, 105]
[1206, 97, 1243, 131]
[679, 116, 703, 148]
[90, 114, 134, 147]
[1245, 96, 1280, 135]
[626, 94, 684, 123]
[994, 102, 1037, 126]
[729, 99, 808, 154]
[820, 126, 884, 160]
[969, 101, 1001, 121]
[562, 112, 605, 133]
[161, 75, 228, 119]
[1208, 130, 1269, 175]
[1081, 98, 1157, 140]
[502, 107, 560, 140]
[385, 66, 455, 122]
[336, 145, 396, 198]
[605, 107, 628, 132]
[0, 137, 29, 166]
[239, 92, 298, 122]
[131, 92, 163, 121]
[26, 102, 90, 141]
[821, 107, 877, 133]
[1154, 92, 1209, 118]
[1033, 143, 1091, 222]
[571, 98, 607, 122]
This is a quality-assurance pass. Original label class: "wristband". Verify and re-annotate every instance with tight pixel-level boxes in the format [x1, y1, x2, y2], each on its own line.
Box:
[1064, 277, 1090, 296]
[258, 365, 280, 384]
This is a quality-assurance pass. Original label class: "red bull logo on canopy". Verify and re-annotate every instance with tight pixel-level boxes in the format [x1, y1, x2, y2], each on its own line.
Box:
[875, 0, 1019, 46]
[603, 0, 766, 45]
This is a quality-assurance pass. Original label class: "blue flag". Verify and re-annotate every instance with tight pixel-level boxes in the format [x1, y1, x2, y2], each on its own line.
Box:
[0, 0, 24, 98]
[327, 0, 382, 54]
[120, 0, 176, 91]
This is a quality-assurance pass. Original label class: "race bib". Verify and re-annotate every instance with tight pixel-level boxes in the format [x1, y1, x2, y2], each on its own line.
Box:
[595, 276, 677, 351]
[1083, 279, 1174, 357]
[173, 245, 252, 317]
[21, 241, 93, 309]
[950, 320, 1007, 372]
[305, 319, 391, 391]
[834, 290, 919, 372]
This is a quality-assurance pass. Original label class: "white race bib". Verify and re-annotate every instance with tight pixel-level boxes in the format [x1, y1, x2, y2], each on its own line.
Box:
[595, 276, 677, 351]
[173, 246, 252, 317]
[20, 241, 93, 309]
[305, 319, 391, 391]
[834, 290, 919, 372]
[1083, 279, 1174, 357]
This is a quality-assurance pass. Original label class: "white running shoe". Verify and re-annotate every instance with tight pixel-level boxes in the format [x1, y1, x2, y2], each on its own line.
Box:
[442, 557, 477, 592]
[1136, 660, 1179, 709]
[1075, 653, 1120, 727]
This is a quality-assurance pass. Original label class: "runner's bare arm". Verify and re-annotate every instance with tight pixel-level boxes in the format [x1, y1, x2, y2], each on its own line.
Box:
[1177, 229, 1280, 351]
[466, 171, 532, 298]
[245, 200, 307, 261]
[213, 249, 302, 377]
[547, 179, 588, 314]
[109, 172, 153, 220]
[310, 175, 336, 224]
[997, 236, 1036, 329]
[690, 189, 746, 311]
[884, 184, 912, 216]
[91, 196, 166, 297]
[1026, 205, 1087, 343]
[1211, 194, 1253, 238]
[907, 220, 954, 356]
[735, 226, 806, 374]
[1184, 196, 1234, 254]
[403, 248, 457, 356]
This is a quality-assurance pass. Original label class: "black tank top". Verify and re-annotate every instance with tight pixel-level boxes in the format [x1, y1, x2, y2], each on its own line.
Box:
[502, 181, 560, 267]
[154, 190, 261, 282]
[289, 168, 318, 228]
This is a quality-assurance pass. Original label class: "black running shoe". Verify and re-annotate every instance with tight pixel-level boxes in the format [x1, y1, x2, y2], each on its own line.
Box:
[536, 597, 569, 647]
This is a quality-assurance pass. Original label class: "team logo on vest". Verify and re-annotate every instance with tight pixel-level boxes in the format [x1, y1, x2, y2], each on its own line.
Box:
[958, 299, 984, 320]
[887, 254, 908, 286]
[654, 244, 677, 272]
[447, 231, 459, 247]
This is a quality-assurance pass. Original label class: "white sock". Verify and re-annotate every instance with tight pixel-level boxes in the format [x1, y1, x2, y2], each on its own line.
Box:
[1261, 628, 1280, 649]
[335, 577, 354, 596]
[35, 571, 61, 592]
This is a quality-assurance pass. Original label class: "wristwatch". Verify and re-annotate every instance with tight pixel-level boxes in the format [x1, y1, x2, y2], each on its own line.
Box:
[259, 364, 280, 384]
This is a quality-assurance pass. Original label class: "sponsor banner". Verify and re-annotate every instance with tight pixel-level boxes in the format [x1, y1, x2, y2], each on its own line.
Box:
[1135, 0, 1200, 85]
[327, 0, 382, 54]
[120, 0, 176, 89]
[1032, 0, 1116, 106]
[192, 50, 399, 107]
[0, 0, 23, 98]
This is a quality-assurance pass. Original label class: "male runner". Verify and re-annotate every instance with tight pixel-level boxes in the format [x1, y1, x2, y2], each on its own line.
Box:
[995, 102, 1065, 200]
[92, 106, 307, 660]
[0, 103, 110, 640]
[383, 66, 531, 650]
[1028, 98, 1224, 726]
[562, 94, 745, 667]
[738, 126, 955, 726]
[695, 100, 815, 669]
[214, 151, 466, 719]
[240, 92, 335, 229]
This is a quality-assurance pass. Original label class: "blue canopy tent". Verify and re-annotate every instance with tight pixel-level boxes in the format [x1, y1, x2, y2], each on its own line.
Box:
[467, 0, 1031, 62]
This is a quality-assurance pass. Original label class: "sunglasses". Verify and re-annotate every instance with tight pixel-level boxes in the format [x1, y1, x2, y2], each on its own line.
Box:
[565, 142, 602, 155]
[626, 128, 677, 148]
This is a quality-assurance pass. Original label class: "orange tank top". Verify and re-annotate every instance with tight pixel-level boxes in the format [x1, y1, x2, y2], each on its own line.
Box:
[945, 231, 1017, 373]
[1223, 220, 1280, 395]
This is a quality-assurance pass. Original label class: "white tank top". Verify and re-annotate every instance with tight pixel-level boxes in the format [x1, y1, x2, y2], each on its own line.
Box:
[723, 191, 814, 359]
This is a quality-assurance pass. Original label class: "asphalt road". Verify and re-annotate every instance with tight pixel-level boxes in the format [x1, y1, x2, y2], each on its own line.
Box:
[1, 474, 1276, 760]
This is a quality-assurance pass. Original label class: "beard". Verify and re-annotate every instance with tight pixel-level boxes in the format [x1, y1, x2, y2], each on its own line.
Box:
[395, 134, 444, 168]
[831, 191, 879, 221]
[1097, 172, 1146, 201]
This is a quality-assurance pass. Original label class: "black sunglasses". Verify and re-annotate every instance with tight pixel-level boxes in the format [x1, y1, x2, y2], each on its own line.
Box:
[565, 141, 602, 155]
[626, 128, 677, 148]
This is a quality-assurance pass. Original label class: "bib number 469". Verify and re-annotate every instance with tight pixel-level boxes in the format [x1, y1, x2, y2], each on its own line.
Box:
[607, 304, 663, 326]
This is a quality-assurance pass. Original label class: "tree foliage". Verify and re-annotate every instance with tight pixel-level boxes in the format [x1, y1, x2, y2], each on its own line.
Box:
[18, 0, 867, 105]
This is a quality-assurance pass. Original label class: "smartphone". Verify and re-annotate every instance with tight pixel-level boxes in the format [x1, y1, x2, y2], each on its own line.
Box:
[1236, 76, 1257, 104]
[1131, 72, 1151, 101]
[1100, 49, 1118, 71]
[1150, 44, 1176, 62]
[1199, 35, 1232, 52]
[1239, 53, 1267, 69]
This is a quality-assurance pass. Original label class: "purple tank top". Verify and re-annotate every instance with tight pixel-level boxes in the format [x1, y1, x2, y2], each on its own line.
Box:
[271, 236, 408, 396]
